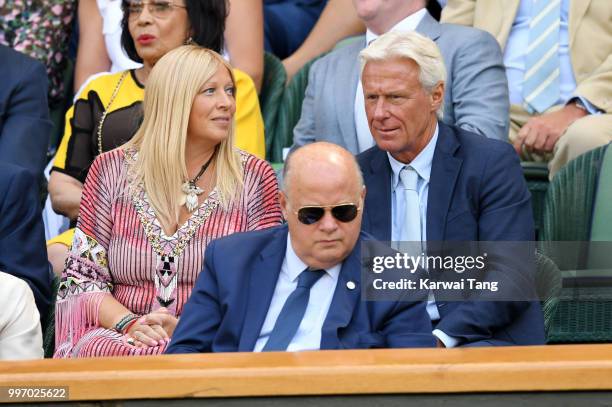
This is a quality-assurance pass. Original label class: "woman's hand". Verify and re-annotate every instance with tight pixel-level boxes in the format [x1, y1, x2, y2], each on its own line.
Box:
[125, 308, 178, 348]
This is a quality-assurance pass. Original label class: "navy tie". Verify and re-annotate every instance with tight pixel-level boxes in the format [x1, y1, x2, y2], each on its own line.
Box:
[262, 268, 326, 351]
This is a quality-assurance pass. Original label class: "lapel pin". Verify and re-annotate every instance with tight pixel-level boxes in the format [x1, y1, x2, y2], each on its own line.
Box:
[346, 281, 356, 290]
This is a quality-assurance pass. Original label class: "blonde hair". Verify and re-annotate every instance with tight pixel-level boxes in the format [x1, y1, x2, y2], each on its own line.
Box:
[123, 45, 243, 232]
[359, 30, 447, 119]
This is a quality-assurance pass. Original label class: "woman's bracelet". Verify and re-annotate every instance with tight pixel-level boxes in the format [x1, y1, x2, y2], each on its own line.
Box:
[122, 318, 140, 335]
[114, 313, 140, 334]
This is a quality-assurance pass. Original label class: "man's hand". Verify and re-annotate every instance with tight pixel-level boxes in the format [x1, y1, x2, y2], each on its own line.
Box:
[436, 339, 446, 348]
[140, 307, 180, 337]
[514, 103, 587, 155]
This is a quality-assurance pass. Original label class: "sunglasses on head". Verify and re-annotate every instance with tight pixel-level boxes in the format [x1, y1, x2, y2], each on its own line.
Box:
[294, 203, 361, 225]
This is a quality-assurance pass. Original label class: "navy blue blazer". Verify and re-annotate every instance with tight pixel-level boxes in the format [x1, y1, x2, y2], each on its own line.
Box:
[357, 122, 546, 346]
[166, 225, 436, 353]
[0, 162, 52, 322]
[0, 45, 51, 179]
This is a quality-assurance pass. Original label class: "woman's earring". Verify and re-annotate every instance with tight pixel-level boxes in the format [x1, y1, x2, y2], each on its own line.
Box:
[184, 37, 195, 45]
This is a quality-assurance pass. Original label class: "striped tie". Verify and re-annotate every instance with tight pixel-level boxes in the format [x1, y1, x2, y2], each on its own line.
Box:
[522, 0, 561, 114]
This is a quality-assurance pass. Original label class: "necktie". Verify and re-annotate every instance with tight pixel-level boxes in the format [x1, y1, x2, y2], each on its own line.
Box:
[522, 0, 561, 113]
[399, 166, 422, 243]
[262, 268, 326, 351]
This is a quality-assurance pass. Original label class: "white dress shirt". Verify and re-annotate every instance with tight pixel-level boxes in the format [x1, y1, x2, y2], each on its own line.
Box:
[0, 272, 43, 360]
[254, 234, 341, 352]
[354, 8, 429, 153]
[387, 124, 459, 348]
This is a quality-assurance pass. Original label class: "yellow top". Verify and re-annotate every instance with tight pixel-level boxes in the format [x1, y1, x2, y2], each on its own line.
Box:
[53, 68, 264, 181]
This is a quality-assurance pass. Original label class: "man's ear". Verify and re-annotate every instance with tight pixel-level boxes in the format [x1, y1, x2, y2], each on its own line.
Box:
[430, 81, 445, 113]
[279, 191, 289, 219]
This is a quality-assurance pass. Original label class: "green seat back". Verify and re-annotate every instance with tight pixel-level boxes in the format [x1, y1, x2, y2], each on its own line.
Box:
[589, 143, 612, 242]
[272, 53, 326, 163]
[259, 52, 287, 160]
[535, 252, 561, 340]
[43, 276, 60, 358]
[522, 162, 549, 239]
[540, 146, 608, 242]
[540, 144, 612, 343]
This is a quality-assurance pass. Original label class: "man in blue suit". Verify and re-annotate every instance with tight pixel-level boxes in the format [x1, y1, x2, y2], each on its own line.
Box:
[167, 143, 435, 353]
[0, 162, 52, 325]
[0, 45, 51, 180]
[356, 31, 545, 346]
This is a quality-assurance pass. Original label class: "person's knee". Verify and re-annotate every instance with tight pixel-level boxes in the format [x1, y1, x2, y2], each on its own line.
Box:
[558, 115, 612, 156]
[549, 114, 612, 179]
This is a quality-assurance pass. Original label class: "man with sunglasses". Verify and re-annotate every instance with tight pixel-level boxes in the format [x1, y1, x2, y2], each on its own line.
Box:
[357, 31, 545, 347]
[167, 142, 435, 354]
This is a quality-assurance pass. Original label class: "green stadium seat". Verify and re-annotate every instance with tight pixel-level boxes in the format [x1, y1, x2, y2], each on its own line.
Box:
[540, 143, 612, 343]
[43, 276, 60, 358]
[259, 52, 287, 160]
[272, 53, 327, 163]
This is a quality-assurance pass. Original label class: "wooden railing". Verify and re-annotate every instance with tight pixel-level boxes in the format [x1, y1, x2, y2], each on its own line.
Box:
[1, 344, 612, 402]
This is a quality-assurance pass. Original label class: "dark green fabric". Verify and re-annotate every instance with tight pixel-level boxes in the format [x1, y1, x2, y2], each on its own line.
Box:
[535, 252, 561, 341]
[272, 53, 326, 163]
[540, 146, 608, 242]
[43, 276, 60, 358]
[522, 162, 550, 240]
[547, 286, 612, 343]
[259, 52, 287, 160]
[539, 144, 612, 343]
[589, 143, 612, 242]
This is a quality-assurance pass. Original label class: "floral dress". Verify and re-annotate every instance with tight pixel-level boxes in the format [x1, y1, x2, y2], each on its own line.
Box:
[0, 0, 77, 105]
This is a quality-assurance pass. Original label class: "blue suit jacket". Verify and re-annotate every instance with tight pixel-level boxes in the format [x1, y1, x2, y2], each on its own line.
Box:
[0, 162, 52, 322]
[357, 122, 546, 346]
[166, 225, 435, 353]
[0, 45, 51, 179]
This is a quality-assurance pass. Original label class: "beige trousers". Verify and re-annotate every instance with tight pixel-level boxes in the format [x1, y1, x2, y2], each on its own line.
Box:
[509, 104, 612, 179]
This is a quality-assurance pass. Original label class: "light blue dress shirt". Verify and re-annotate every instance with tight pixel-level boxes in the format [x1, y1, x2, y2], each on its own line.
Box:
[504, 0, 599, 113]
[387, 124, 459, 348]
[254, 234, 341, 352]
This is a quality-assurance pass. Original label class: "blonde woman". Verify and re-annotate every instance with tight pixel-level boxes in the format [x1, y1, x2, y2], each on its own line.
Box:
[54, 46, 282, 358]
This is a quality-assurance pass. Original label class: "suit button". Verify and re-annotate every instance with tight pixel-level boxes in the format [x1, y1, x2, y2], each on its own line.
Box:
[346, 281, 356, 290]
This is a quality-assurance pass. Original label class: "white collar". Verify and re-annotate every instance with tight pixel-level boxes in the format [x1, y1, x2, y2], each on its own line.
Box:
[365, 8, 427, 45]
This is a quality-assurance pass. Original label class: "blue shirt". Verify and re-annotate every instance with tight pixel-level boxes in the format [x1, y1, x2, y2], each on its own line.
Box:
[504, 0, 598, 112]
[389, 124, 438, 243]
[254, 234, 341, 352]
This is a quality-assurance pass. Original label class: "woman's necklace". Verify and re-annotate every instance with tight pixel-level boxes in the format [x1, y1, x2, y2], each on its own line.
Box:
[181, 149, 217, 213]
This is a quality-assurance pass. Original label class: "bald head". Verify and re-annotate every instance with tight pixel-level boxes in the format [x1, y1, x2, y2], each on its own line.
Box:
[280, 142, 366, 269]
[282, 142, 364, 198]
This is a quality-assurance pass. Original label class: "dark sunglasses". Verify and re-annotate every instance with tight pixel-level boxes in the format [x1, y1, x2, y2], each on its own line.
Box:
[295, 203, 361, 225]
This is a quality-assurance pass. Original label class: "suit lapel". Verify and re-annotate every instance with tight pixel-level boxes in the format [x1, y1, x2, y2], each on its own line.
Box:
[364, 148, 392, 241]
[569, 0, 591, 48]
[427, 123, 463, 242]
[238, 226, 288, 351]
[337, 40, 365, 154]
[320, 240, 362, 349]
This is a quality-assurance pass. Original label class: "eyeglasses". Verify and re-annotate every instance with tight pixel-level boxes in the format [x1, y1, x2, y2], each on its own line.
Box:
[124, 1, 187, 20]
[294, 203, 361, 225]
